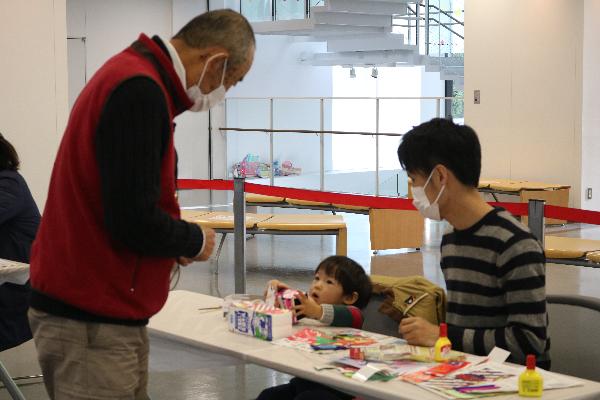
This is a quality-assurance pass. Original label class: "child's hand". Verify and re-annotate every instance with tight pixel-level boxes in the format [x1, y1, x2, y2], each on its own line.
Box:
[263, 280, 290, 298]
[398, 317, 440, 347]
[294, 292, 323, 320]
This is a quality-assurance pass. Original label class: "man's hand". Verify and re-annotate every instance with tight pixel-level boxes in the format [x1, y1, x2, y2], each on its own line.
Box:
[294, 292, 323, 320]
[399, 317, 440, 347]
[194, 226, 216, 261]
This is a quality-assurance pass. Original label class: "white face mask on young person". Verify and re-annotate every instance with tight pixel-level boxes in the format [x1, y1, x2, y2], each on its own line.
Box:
[187, 53, 228, 112]
[411, 169, 445, 221]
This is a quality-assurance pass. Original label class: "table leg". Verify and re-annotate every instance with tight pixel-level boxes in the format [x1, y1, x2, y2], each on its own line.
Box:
[213, 233, 227, 275]
[336, 228, 348, 256]
[0, 362, 25, 400]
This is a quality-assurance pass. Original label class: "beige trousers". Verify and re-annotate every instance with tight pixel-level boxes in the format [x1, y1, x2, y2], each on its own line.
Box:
[28, 308, 150, 400]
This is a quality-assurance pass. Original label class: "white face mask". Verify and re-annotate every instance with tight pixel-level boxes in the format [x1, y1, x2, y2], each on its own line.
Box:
[411, 170, 445, 221]
[187, 53, 228, 112]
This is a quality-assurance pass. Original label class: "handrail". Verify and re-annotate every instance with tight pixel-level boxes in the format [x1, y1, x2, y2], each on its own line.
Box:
[219, 127, 405, 137]
[227, 96, 457, 100]
[428, 17, 465, 40]
[223, 96, 464, 195]
[423, 3, 464, 26]
[403, 3, 464, 48]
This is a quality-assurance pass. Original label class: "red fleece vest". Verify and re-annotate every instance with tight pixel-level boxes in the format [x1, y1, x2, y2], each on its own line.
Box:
[30, 34, 192, 320]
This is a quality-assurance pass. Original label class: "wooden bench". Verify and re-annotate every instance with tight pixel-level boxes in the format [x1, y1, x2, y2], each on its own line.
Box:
[478, 179, 571, 224]
[545, 236, 600, 267]
[245, 193, 370, 215]
[182, 211, 347, 269]
[245, 193, 423, 250]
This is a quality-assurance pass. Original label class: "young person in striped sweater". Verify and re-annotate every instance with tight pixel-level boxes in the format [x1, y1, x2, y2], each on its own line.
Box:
[257, 255, 372, 400]
[396, 118, 550, 369]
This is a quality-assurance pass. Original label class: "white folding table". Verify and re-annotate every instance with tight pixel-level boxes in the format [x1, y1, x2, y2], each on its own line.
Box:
[149, 290, 600, 400]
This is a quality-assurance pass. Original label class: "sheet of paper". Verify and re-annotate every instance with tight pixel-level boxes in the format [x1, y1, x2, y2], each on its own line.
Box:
[487, 347, 511, 364]
[352, 364, 382, 382]
[0, 258, 29, 285]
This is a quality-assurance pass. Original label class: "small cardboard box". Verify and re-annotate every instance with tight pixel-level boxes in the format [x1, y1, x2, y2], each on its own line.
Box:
[228, 302, 293, 341]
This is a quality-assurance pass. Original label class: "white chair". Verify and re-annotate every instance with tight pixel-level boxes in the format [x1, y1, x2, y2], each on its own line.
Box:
[547, 294, 600, 382]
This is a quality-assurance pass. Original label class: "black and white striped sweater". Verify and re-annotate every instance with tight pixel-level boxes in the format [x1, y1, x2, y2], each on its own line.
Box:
[441, 207, 550, 369]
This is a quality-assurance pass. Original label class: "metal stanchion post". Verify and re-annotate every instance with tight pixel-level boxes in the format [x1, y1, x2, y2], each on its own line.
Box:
[233, 177, 246, 293]
[528, 199, 545, 246]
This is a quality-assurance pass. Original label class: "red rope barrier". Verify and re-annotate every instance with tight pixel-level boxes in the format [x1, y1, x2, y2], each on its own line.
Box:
[177, 179, 600, 225]
[545, 205, 600, 226]
[178, 179, 233, 191]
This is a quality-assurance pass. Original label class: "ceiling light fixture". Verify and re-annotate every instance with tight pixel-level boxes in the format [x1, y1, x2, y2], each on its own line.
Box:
[371, 67, 378, 78]
[350, 67, 356, 78]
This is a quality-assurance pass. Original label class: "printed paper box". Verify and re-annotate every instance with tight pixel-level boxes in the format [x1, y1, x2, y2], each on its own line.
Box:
[228, 302, 293, 341]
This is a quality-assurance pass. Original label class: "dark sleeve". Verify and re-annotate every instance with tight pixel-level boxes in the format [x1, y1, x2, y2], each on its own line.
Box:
[0, 176, 23, 225]
[95, 77, 203, 258]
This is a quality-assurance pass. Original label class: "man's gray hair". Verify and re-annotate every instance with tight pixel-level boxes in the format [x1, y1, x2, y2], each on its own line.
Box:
[174, 9, 255, 68]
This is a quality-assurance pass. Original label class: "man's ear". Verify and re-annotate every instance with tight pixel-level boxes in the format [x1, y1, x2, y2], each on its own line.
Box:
[434, 164, 449, 187]
[343, 291, 359, 306]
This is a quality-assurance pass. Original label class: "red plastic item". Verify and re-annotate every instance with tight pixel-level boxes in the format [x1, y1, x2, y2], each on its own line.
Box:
[349, 348, 364, 360]
[526, 354, 537, 370]
[439, 322, 448, 337]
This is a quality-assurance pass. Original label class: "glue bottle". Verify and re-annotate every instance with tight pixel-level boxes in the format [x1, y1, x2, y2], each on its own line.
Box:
[518, 354, 543, 397]
[434, 322, 452, 362]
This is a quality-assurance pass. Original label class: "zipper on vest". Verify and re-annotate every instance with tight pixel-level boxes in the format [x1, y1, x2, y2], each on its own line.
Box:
[130, 257, 141, 292]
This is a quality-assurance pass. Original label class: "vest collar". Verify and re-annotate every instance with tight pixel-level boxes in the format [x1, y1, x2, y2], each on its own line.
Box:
[134, 33, 193, 116]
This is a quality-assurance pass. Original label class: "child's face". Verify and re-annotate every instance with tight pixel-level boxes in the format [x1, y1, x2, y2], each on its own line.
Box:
[308, 269, 353, 306]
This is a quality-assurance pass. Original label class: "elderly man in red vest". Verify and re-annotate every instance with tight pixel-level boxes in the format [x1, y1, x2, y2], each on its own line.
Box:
[28, 10, 255, 400]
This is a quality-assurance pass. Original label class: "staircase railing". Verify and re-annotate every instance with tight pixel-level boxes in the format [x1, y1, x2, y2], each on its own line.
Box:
[241, 0, 465, 61]
[400, 0, 464, 57]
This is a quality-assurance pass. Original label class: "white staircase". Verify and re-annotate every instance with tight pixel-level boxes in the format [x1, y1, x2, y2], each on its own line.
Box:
[250, 0, 464, 85]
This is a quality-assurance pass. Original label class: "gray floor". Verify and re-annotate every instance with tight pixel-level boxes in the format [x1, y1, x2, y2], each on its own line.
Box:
[3, 190, 600, 399]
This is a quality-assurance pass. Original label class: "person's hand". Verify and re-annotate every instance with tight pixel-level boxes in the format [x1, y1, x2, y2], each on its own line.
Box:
[177, 256, 194, 266]
[398, 317, 440, 347]
[264, 280, 290, 298]
[194, 226, 216, 261]
[294, 292, 323, 320]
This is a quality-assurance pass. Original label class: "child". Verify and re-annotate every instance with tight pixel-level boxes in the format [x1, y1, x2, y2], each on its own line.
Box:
[396, 118, 550, 369]
[256, 255, 372, 400]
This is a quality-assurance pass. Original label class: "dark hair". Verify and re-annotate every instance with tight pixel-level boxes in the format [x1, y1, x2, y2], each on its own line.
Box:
[397, 118, 481, 187]
[315, 256, 372, 309]
[0, 133, 20, 171]
[174, 9, 255, 68]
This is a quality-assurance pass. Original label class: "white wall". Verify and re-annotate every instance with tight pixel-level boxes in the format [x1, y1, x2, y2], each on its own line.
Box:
[464, 0, 583, 207]
[582, 0, 600, 211]
[228, 36, 333, 98]
[223, 36, 333, 181]
[75, 0, 173, 77]
[171, 0, 211, 179]
[66, 0, 213, 180]
[0, 0, 69, 210]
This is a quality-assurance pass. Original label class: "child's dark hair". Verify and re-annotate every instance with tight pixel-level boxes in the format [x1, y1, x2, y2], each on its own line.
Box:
[0, 133, 20, 171]
[397, 118, 481, 187]
[315, 256, 372, 309]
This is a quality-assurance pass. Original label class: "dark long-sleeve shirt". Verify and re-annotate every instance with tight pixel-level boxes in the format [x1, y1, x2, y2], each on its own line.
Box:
[0, 169, 39, 350]
[94, 75, 203, 258]
[0, 170, 40, 263]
